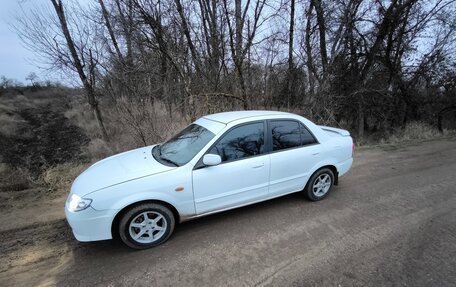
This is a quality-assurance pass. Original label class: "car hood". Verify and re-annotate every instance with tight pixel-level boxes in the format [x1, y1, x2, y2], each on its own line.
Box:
[71, 145, 175, 196]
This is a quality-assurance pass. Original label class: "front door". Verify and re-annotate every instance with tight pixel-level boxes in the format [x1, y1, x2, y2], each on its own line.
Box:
[192, 122, 270, 214]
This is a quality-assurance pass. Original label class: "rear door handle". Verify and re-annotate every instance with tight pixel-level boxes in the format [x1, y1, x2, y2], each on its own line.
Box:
[312, 152, 320, 156]
[252, 163, 265, 168]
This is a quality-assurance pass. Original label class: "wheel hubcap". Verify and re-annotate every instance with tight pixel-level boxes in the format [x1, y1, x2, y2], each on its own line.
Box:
[312, 173, 331, 197]
[129, 211, 167, 244]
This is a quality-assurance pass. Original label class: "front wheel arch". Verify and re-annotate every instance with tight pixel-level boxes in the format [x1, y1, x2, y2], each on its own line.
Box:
[111, 199, 180, 240]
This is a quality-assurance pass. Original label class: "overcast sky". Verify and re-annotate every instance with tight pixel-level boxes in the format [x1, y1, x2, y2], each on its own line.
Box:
[0, 1, 43, 82]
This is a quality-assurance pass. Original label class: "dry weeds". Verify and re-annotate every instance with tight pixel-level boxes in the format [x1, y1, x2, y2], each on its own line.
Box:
[380, 122, 455, 145]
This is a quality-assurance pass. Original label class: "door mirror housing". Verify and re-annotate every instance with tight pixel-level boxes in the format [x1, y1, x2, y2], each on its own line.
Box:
[203, 154, 222, 166]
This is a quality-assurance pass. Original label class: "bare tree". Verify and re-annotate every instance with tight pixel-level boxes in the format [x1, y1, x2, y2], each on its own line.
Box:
[15, 0, 109, 141]
[25, 72, 39, 86]
[222, 0, 268, 108]
[13, 0, 456, 143]
[286, 0, 296, 109]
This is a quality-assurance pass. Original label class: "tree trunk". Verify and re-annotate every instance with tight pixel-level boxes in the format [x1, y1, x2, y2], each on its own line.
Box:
[305, 1, 316, 97]
[98, 0, 124, 62]
[235, 0, 248, 109]
[235, 0, 242, 62]
[175, 0, 202, 75]
[358, 98, 364, 138]
[312, 0, 328, 75]
[287, 0, 295, 110]
[438, 106, 456, 132]
[50, 0, 109, 142]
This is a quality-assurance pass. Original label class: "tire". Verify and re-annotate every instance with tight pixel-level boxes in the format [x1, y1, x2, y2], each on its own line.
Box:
[119, 203, 175, 249]
[304, 168, 335, 201]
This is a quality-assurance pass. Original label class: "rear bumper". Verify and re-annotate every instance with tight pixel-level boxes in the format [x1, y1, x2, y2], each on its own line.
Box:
[65, 206, 117, 242]
[336, 158, 353, 177]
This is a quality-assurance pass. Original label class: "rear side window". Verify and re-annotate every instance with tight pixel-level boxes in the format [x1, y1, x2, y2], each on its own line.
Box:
[209, 122, 265, 162]
[270, 121, 301, 151]
[300, 123, 318, 145]
[270, 120, 318, 151]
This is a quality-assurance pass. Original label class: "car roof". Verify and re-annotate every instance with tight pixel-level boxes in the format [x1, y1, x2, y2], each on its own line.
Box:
[202, 110, 293, 124]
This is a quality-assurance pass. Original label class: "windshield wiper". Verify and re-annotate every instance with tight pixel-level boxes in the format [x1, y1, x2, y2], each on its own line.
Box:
[154, 144, 179, 167]
[159, 156, 179, 167]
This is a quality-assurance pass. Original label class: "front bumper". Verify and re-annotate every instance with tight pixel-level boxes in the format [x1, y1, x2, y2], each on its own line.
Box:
[65, 206, 118, 242]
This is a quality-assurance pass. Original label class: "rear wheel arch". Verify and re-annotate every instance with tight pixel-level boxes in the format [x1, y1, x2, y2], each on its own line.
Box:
[321, 165, 338, 185]
[111, 199, 180, 239]
[304, 165, 338, 190]
[304, 166, 336, 201]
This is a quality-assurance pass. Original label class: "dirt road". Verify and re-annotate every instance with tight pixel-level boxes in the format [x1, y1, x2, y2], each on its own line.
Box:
[1, 139, 456, 286]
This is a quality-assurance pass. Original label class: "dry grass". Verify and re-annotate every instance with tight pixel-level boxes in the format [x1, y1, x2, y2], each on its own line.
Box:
[64, 97, 100, 138]
[0, 90, 189, 193]
[2, 88, 454, 195]
[40, 163, 89, 193]
[0, 97, 26, 137]
[0, 162, 88, 194]
[0, 90, 72, 138]
[0, 111, 23, 137]
[82, 138, 113, 160]
[379, 122, 455, 145]
[0, 163, 34, 192]
[64, 95, 188, 161]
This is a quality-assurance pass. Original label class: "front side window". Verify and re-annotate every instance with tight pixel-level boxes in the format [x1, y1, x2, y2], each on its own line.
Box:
[271, 120, 301, 151]
[155, 124, 215, 166]
[209, 122, 265, 162]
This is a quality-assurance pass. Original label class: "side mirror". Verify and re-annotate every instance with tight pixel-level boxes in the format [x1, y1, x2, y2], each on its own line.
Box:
[203, 154, 222, 166]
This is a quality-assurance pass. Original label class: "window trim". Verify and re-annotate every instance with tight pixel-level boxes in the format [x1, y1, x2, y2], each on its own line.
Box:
[267, 119, 320, 154]
[194, 120, 268, 169]
[193, 118, 320, 170]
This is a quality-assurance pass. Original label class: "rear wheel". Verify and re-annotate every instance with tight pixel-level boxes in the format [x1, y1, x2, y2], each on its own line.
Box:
[304, 168, 335, 201]
[119, 203, 175, 249]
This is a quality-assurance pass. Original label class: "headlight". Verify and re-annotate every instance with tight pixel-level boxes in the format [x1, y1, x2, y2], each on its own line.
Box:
[68, 194, 92, 212]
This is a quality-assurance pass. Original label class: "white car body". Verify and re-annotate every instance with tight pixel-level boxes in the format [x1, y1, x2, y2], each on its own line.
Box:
[65, 111, 353, 242]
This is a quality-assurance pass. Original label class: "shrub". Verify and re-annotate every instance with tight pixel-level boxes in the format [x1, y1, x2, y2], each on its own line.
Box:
[380, 122, 455, 144]
[82, 138, 113, 161]
[0, 163, 34, 191]
[40, 163, 89, 193]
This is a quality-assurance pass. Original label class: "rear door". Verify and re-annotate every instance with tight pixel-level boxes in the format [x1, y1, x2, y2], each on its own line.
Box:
[268, 120, 320, 197]
[192, 121, 270, 214]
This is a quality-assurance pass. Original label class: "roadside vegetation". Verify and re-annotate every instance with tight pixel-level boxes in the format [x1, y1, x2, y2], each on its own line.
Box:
[2, 0, 456, 194]
[0, 82, 454, 197]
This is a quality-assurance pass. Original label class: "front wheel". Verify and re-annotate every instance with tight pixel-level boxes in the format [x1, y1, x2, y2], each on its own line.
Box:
[304, 168, 335, 201]
[119, 203, 175, 249]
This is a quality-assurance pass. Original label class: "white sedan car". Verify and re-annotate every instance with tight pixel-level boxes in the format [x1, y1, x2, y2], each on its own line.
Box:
[65, 111, 353, 249]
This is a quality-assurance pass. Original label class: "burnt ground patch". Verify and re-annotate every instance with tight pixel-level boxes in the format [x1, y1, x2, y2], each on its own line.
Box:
[0, 103, 89, 176]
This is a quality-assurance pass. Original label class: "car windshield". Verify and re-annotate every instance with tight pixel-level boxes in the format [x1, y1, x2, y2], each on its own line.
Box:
[153, 124, 215, 166]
